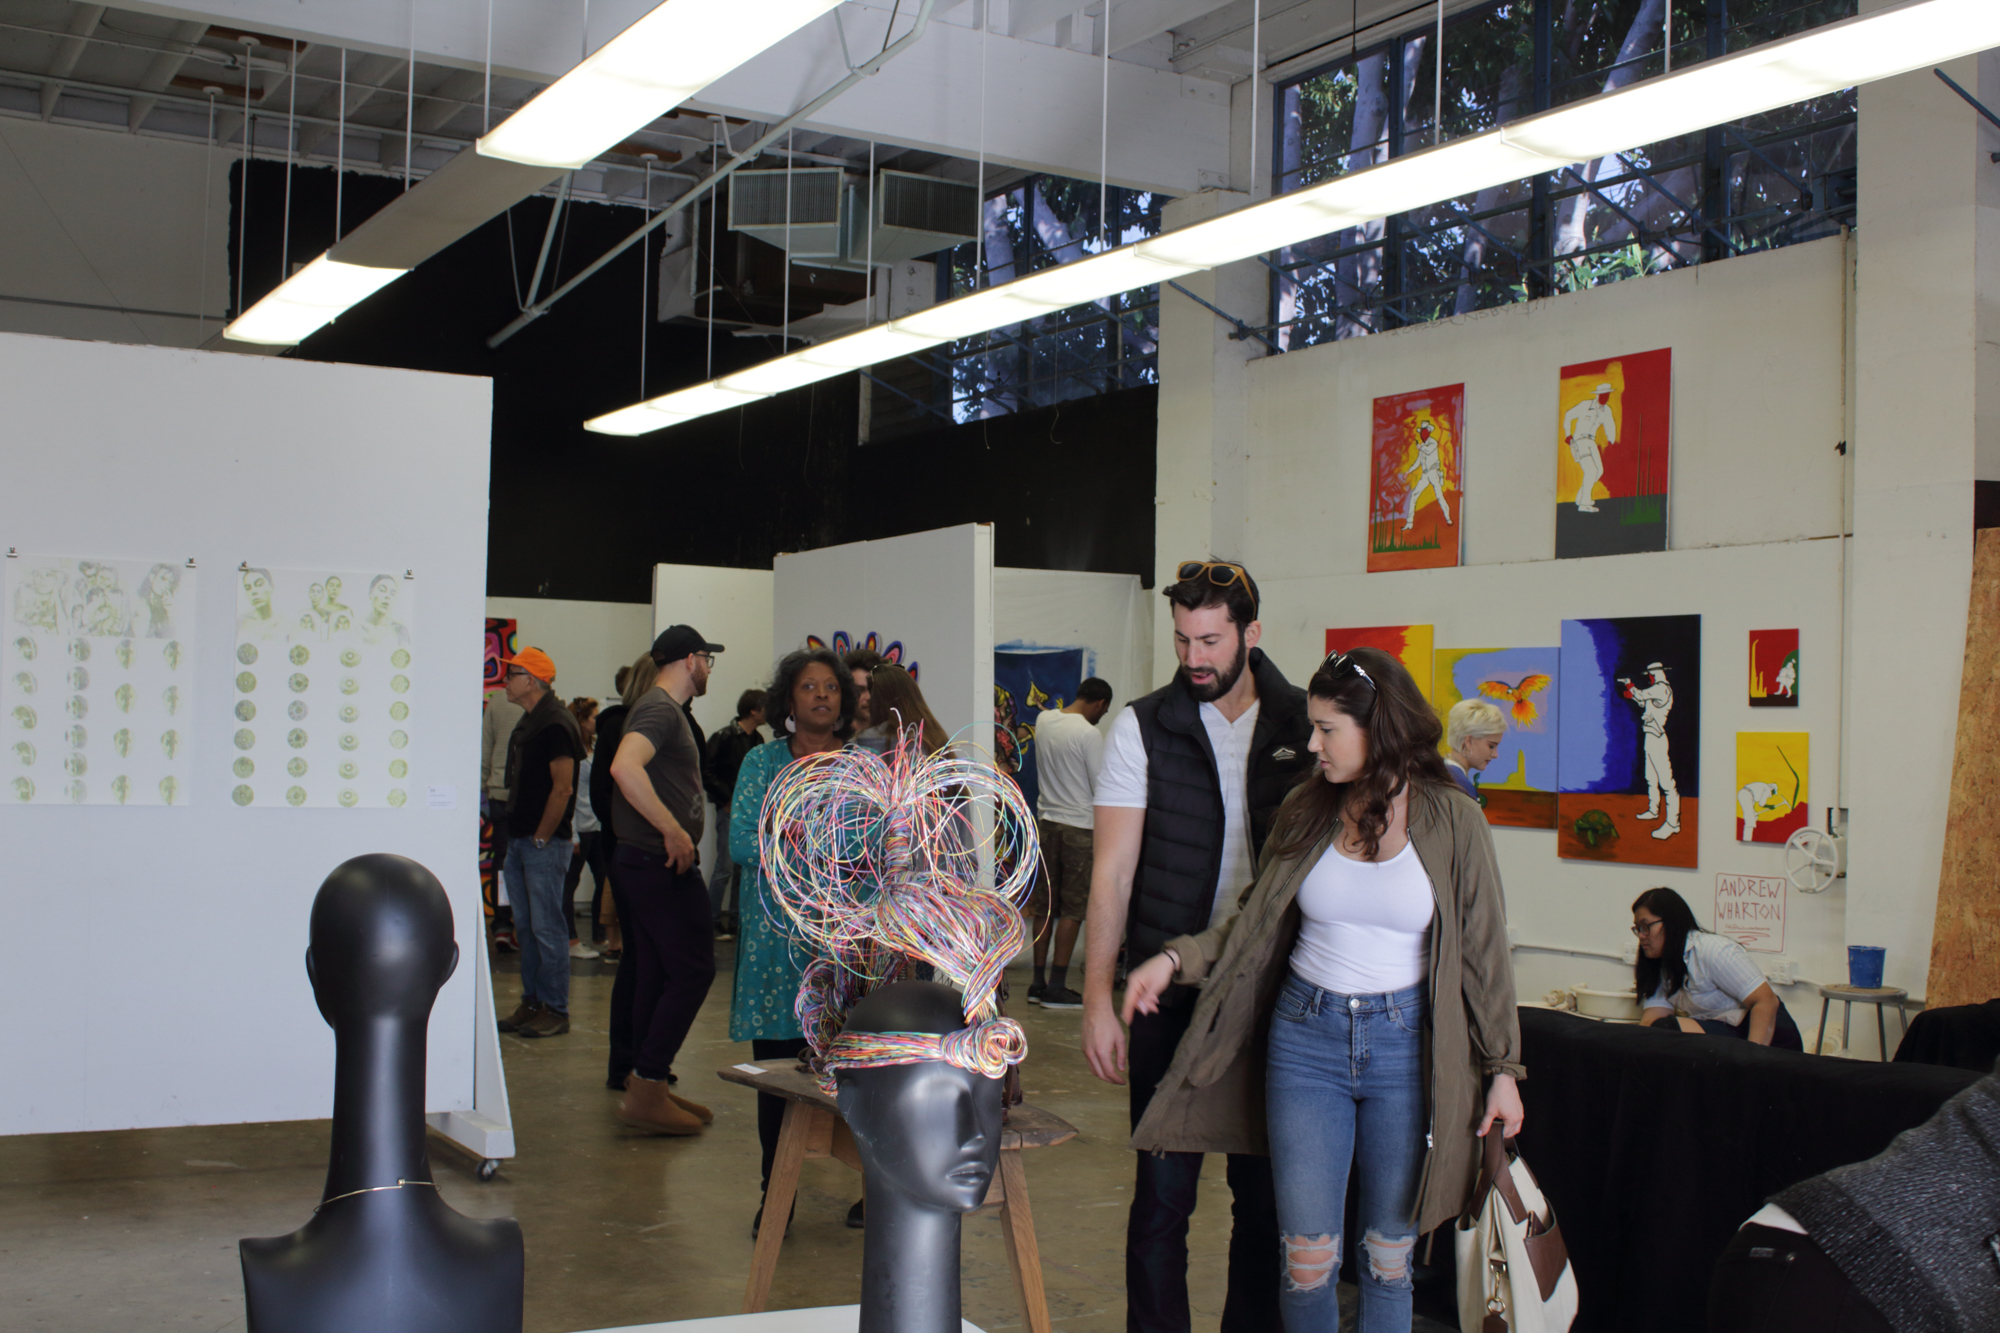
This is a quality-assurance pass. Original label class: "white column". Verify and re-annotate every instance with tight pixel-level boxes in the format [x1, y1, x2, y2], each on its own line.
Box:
[1844, 44, 2000, 996]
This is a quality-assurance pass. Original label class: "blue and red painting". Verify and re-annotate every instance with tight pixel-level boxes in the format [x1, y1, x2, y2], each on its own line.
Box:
[1558, 614, 1701, 868]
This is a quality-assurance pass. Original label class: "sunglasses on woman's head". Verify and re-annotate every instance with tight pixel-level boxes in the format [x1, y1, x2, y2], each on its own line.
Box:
[1319, 651, 1377, 691]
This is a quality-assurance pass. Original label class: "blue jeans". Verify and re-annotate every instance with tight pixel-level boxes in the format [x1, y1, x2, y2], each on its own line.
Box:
[505, 837, 575, 1014]
[1266, 974, 1429, 1333]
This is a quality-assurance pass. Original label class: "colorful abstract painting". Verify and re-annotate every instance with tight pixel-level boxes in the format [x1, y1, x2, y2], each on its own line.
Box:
[1748, 629, 1799, 707]
[994, 646, 1088, 813]
[1736, 731, 1808, 844]
[1368, 384, 1465, 572]
[484, 617, 517, 692]
[1435, 647, 1559, 829]
[1558, 614, 1702, 867]
[1555, 347, 1672, 559]
[1326, 624, 1435, 700]
[804, 630, 918, 681]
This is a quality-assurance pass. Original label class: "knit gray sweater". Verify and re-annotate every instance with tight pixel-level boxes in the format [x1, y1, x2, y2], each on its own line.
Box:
[1776, 1068, 2000, 1333]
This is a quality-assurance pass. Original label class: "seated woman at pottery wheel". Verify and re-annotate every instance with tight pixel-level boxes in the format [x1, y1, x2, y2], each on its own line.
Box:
[1633, 887, 1803, 1050]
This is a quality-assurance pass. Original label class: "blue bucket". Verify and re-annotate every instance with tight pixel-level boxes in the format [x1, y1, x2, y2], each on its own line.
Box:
[1848, 946, 1886, 989]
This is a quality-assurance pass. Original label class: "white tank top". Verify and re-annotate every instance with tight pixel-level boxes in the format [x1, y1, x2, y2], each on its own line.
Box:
[1289, 840, 1435, 995]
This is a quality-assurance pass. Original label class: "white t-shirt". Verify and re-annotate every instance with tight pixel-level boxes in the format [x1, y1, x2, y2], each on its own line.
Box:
[1033, 708, 1104, 829]
[1096, 699, 1262, 928]
[1289, 840, 1435, 994]
[574, 755, 600, 835]
[1643, 930, 1770, 1025]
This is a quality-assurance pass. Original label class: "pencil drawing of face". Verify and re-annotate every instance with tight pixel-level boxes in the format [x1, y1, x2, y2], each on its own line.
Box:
[67, 667, 87, 691]
[13, 637, 34, 661]
[242, 570, 274, 617]
[66, 695, 86, 720]
[12, 776, 31, 801]
[12, 741, 32, 765]
[370, 577, 397, 616]
[12, 673, 33, 695]
[65, 725, 85, 750]
[12, 706, 34, 729]
[63, 753, 85, 777]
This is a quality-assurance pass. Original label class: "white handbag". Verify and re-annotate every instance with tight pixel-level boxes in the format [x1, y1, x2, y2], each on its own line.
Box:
[1455, 1131, 1579, 1333]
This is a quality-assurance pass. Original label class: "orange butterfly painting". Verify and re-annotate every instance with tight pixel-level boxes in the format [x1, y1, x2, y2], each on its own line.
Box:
[1478, 673, 1552, 728]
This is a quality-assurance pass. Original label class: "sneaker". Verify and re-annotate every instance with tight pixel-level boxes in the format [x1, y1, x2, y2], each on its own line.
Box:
[518, 1007, 570, 1038]
[621, 1075, 704, 1135]
[1040, 985, 1084, 1009]
[492, 930, 518, 953]
[1027, 981, 1047, 1006]
[569, 940, 601, 959]
[497, 1000, 538, 1033]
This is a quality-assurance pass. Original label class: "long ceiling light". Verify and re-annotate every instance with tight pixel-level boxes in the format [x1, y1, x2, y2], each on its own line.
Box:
[225, 0, 842, 346]
[587, 0, 2000, 436]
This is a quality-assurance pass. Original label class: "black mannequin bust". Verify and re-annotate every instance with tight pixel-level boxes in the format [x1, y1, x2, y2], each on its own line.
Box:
[835, 980, 1004, 1333]
[240, 854, 523, 1333]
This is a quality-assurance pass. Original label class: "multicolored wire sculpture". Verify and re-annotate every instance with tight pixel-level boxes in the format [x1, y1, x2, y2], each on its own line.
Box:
[759, 720, 1039, 1094]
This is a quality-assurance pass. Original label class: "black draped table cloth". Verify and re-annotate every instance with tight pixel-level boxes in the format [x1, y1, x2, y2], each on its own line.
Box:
[1515, 1006, 1980, 1333]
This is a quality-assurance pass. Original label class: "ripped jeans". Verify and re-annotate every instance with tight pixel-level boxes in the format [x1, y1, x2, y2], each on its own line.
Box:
[1266, 973, 1428, 1333]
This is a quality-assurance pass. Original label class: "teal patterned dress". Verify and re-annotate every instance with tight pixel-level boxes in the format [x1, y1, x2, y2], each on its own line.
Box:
[728, 738, 813, 1042]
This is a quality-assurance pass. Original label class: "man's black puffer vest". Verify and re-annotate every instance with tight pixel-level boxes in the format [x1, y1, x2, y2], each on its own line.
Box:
[1126, 647, 1313, 963]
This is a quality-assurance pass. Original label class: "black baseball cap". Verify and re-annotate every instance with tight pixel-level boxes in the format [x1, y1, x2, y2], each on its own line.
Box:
[651, 625, 725, 665]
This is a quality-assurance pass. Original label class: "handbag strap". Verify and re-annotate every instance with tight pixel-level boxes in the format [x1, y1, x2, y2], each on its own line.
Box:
[1466, 1128, 1531, 1227]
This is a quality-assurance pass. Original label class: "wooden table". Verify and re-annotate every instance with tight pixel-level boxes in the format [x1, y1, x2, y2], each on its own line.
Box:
[717, 1063, 1077, 1333]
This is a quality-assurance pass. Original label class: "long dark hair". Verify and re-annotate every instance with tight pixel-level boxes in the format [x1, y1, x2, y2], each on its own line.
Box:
[1632, 886, 1701, 1001]
[1273, 646, 1449, 860]
[764, 648, 857, 740]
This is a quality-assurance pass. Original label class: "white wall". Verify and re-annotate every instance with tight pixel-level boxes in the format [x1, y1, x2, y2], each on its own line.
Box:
[0, 118, 231, 350]
[994, 568, 1154, 718]
[0, 331, 490, 1133]
[485, 596, 652, 709]
[650, 564, 779, 743]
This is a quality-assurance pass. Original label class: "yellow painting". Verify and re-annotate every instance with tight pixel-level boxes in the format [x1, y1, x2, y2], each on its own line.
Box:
[1735, 731, 1808, 844]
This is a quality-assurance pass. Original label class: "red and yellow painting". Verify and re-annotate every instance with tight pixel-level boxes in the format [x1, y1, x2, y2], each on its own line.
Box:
[1555, 347, 1671, 559]
[1749, 629, 1799, 708]
[1736, 731, 1808, 844]
[1326, 624, 1434, 701]
[1368, 385, 1465, 572]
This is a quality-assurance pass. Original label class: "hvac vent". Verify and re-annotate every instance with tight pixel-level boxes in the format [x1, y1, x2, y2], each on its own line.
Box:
[869, 171, 978, 264]
[729, 168, 847, 257]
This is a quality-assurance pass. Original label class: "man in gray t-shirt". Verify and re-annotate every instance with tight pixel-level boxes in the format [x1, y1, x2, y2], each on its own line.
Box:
[607, 624, 725, 1137]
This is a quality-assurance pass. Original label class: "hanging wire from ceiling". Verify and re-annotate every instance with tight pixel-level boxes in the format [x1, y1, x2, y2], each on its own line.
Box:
[640, 156, 652, 398]
[783, 124, 794, 349]
[201, 87, 216, 339]
[404, 0, 416, 189]
[865, 137, 876, 324]
[706, 117, 720, 378]
[483, 0, 494, 132]
[235, 36, 253, 319]
[977, 1, 988, 288]
[281, 45, 296, 281]
[1434, 0, 1443, 146]
[335, 48, 345, 238]
[1099, 0, 1110, 247]
[1249, 0, 1261, 196]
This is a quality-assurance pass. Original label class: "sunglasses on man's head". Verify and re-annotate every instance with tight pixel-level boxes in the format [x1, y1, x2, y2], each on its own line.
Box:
[1178, 559, 1249, 588]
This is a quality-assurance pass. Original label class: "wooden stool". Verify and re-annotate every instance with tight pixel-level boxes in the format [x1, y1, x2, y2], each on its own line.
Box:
[717, 1063, 1077, 1333]
[1815, 984, 1909, 1061]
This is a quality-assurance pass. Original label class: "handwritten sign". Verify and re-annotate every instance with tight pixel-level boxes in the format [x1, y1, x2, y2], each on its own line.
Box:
[1715, 874, 1786, 953]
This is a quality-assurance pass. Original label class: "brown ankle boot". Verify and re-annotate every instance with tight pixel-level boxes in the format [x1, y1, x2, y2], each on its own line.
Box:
[620, 1075, 703, 1135]
[667, 1090, 714, 1124]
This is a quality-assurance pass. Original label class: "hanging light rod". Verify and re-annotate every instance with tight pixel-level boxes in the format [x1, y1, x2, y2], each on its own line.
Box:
[225, 0, 842, 346]
[587, 0, 2000, 436]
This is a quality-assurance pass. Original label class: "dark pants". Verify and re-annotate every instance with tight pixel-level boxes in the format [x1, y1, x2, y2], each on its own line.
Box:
[1127, 987, 1281, 1333]
[1647, 1004, 1806, 1051]
[1707, 1223, 1891, 1332]
[613, 844, 717, 1082]
[606, 868, 635, 1087]
[565, 831, 609, 940]
[752, 1037, 812, 1194]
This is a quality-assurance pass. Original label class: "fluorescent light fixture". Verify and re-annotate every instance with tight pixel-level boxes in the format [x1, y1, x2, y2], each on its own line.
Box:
[588, 0, 1994, 438]
[223, 256, 408, 345]
[478, 0, 843, 170]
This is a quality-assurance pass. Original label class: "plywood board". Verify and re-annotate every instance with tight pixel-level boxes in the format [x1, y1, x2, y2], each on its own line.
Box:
[1927, 529, 2000, 1009]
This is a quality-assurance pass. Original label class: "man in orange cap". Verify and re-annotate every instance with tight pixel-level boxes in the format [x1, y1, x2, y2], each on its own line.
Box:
[497, 646, 585, 1039]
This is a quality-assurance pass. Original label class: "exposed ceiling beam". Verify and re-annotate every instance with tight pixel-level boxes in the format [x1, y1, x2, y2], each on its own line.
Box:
[127, 19, 210, 130]
[41, 5, 106, 120]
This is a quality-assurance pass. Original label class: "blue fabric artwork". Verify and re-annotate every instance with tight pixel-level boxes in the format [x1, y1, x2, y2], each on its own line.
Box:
[994, 646, 1087, 814]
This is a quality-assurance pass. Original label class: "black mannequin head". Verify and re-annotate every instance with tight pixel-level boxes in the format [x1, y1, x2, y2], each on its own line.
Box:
[304, 854, 458, 1027]
[834, 981, 1003, 1213]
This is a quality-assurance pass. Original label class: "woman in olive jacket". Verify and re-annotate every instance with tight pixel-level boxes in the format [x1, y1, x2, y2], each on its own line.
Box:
[1126, 646, 1524, 1333]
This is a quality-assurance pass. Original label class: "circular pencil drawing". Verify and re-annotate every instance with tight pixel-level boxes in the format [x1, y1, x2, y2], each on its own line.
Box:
[388, 759, 408, 779]
[388, 788, 407, 807]
[158, 776, 178, 806]
[390, 675, 410, 694]
[286, 786, 306, 806]
[162, 641, 181, 671]
[67, 639, 89, 662]
[68, 780, 86, 803]
[234, 757, 254, 778]
[110, 776, 128, 804]
[287, 728, 308, 749]
[112, 729, 130, 757]
[287, 757, 307, 777]
[288, 701, 308, 721]
[237, 643, 258, 665]
[13, 637, 34, 661]
[288, 673, 309, 694]
[161, 685, 180, 716]
[290, 645, 310, 666]
[339, 704, 358, 723]
[160, 730, 179, 760]
[67, 725, 86, 750]
[390, 649, 411, 669]
[235, 701, 256, 722]
[236, 671, 256, 693]
[389, 701, 409, 721]
[12, 706, 35, 729]
[66, 695, 86, 720]
[116, 641, 134, 669]
[64, 753, 86, 777]
[233, 728, 255, 751]
[339, 761, 358, 779]
[388, 730, 409, 750]
[11, 673, 33, 696]
[339, 678, 360, 696]
[13, 742, 32, 765]
[233, 785, 254, 806]
[338, 733, 358, 752]
[341, 649, 361, 668]
[338, 789, 358, 808]
[66, 668, 87, 692]
[12, 776, 32, 801]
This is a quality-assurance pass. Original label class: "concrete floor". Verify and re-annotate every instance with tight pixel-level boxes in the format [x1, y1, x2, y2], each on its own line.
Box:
[0, 944, 1455, 1332]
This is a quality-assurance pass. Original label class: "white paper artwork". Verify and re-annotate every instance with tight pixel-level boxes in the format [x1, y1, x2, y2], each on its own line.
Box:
[230, 566, 414, 808]
[3, 554, 197, 805]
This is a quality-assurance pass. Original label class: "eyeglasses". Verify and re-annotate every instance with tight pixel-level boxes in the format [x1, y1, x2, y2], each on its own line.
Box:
[1178, 559, 1250, 589]
[1319, 650, 1377, 692]
[695, 653, 716, 668]
[1631, 919, 1664, 936]
[504, 667, 530, 680]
